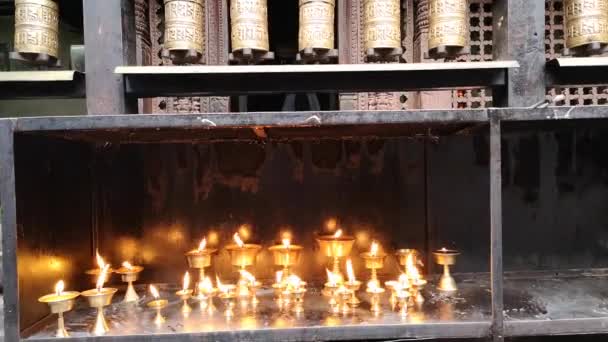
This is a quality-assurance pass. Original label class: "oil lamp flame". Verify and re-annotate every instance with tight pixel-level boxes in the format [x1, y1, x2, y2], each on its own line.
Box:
[370, 241, 379, 256]
[333, 229, 343, 238]
[239, 270, 256, 284]
[96, 264, 110, 292]
[150, 285, 160, 299]
[201, 277, 213, 293]
[441, 247, 447, 252]
[182, 272, 190, 291]
[286, 275, 302, 290]
[95, 250, 106, 270]
[346, 258, 356, 283]
[197, 238, 207, 252]
[55, 280, 64, 296]
[398, 273, 410, 290]
[367, 279, 378, 291]
[276, 271, 283, 284]
[326, 268, 339, 287]
[216, 276, 229, 294]
[233, 233, 244, 248]
[122, 261, 133, 271]
[282, 238, 290, 248]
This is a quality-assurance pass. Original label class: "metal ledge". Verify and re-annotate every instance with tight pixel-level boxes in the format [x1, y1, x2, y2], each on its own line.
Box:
[546, 57, 608, 86]
[493, 106, 608, 121]
[0, 71, 85, 99]
[115, 61, 519, 98]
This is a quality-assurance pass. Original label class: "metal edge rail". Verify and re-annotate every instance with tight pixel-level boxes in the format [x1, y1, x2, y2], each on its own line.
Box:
[0, 71, 85, 99]
[546, 57, 608, 86]
[505, 318, 608, 337]
[490, 106, 608, 121]
[115, 61, 519, 98]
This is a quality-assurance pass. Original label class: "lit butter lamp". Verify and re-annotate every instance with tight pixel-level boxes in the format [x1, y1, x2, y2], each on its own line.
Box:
[282, 274, 307, 315]
[268, 238, 303, 277]
[395, 248, 423, 275]
[185, 238, 217, 299]
[365, 280, 385, 315]
[198, 276, 217, 314]
[115, 261, 143, 303]
[175, 271, 193, 315]
[344, 259, 361, 310]
[85, 251, 113, 284]
[147, 285, 168, 326]
[81, 265, 118, 336]
[360, 241, 386, 288]
[386, 273, 410, 310]
[406, 254, 427, 305]
[324, 269, 341, 314]
[316, 229, 354, 286]
[216, 276, 237, 320]
[38, 280, 80, 338]
[227, 232, 261, 300]
[272, 271, 286, 309]
[395, 275, 411, 318]
[239, 270, 262, 307]
[433, 248, 460, 292]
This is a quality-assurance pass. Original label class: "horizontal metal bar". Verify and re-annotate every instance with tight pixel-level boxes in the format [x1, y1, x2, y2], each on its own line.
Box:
[9, 110, 489, 132]
[116, 61, 518, 97]
[506, 318, 608, 337]
[546, 58, 608, 86]
[0, 71, 85, 99]
[25, 321, 492, 342]
[491, 106, 608, 121]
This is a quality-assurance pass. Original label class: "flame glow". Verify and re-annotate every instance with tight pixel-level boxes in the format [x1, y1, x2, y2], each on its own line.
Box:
[216, 276, 229, 294]
[239, 270, 256, 284]
[367, 279, 379, 292]
[286, 275, 302, 291]
[197, 238, 207, 252]
[326, 269, 339, 287]
[96, 264, 110, 292]
[233, 233, 244, 248]
[122, 261, 133, 271]
[55, 280, 64, 296]
[333, 229, 343, 238]
[276, 271, 283, 285]
[406, 252, 422, 282]
[95, 250, 106, 270]
[282, 238, 290, 248]
[370, 241, 379, 256]
[346, 259, 356, 283]
[201, 277, 214, 293]
[182, 272, 190, 291]
[150, 285, 160, 299]
[441, 247, 447, 252]
[397, 273, 410, 290]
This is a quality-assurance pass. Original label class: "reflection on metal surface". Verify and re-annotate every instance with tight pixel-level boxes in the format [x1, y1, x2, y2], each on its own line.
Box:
[163, 0, 205, 53]
[28, 278, 491, 338]
[230, 0, 270, 52]
[14, 0, 59, 58]
[564, 0, 608, 49]
[428, 0, 468, 50]
[298, 0, 336, 51]
[363, 0, 401, 50]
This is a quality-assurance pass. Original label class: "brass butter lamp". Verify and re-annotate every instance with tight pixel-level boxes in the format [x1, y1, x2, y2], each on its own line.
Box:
[38, 280, 80, 338]
[316, 229, 354, 281]
[85, 251, 113, 285]
[175, 271, 193, 315]
[268, 238, 302, 277]
[360, 241, 386, 287]
[81, 265, 118, 336]
[433, 248, 460, 292]
[147, 285, 169, 326]
[114, 261, 143, 303]
[185, 238, 217, 299]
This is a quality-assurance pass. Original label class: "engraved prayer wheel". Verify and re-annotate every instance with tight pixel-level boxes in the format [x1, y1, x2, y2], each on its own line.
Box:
[564, 0, 608, 50]
[363, 0, 401, 50]
[163, 0, 205, 54]
[298, 0, 336, 51]
[14, 0, 59, 58]
[230, 0, 270, 52]
[428, 0, 468, 50]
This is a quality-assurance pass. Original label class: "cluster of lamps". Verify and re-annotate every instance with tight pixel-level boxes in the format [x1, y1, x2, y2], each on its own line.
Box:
[38, 228, 460, 338]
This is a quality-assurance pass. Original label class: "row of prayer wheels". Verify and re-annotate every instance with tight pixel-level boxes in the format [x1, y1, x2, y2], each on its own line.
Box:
[12, 0, 608, 65]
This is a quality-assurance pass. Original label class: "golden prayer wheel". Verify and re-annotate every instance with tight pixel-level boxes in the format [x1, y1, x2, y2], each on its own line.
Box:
[363, 0, 401, 50]
[428, 0, 468, 50]
[163, 0, 205, 54]
[14, 0, 59, 58]
[230, 0, 270, 52]
[564, 0, 608, 49]
[298, 0, 336, 51]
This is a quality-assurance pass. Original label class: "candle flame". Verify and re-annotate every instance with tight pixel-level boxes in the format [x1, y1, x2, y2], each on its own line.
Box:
[398, 273, 410, 290]
[182, 272, 190, 291]
[95, 250, 106, 270]
[367, 279, 379, 291]
[406, 252, 421, 281]
[286, 275, 302, 290]
[282, 238, 290, 248]
[370, 241, 379, 256]
[233, 233, 244, 247]
[55, 280, 64, 296]
[441, 247, 447, 252]
[96, 264, 110, 292]
[197, 238, 207, 252]
[201, 277, 214, 293]
[150, 285, 160, 299]
[333, 229, 343, 238]
[239, 270, 256, 284]
[326, 269, 339, 286]
[346, 258, 356, 283]
[122, 261, 133, 271]
[276, 271, 283, 285]
[216, 276, 229, 294]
